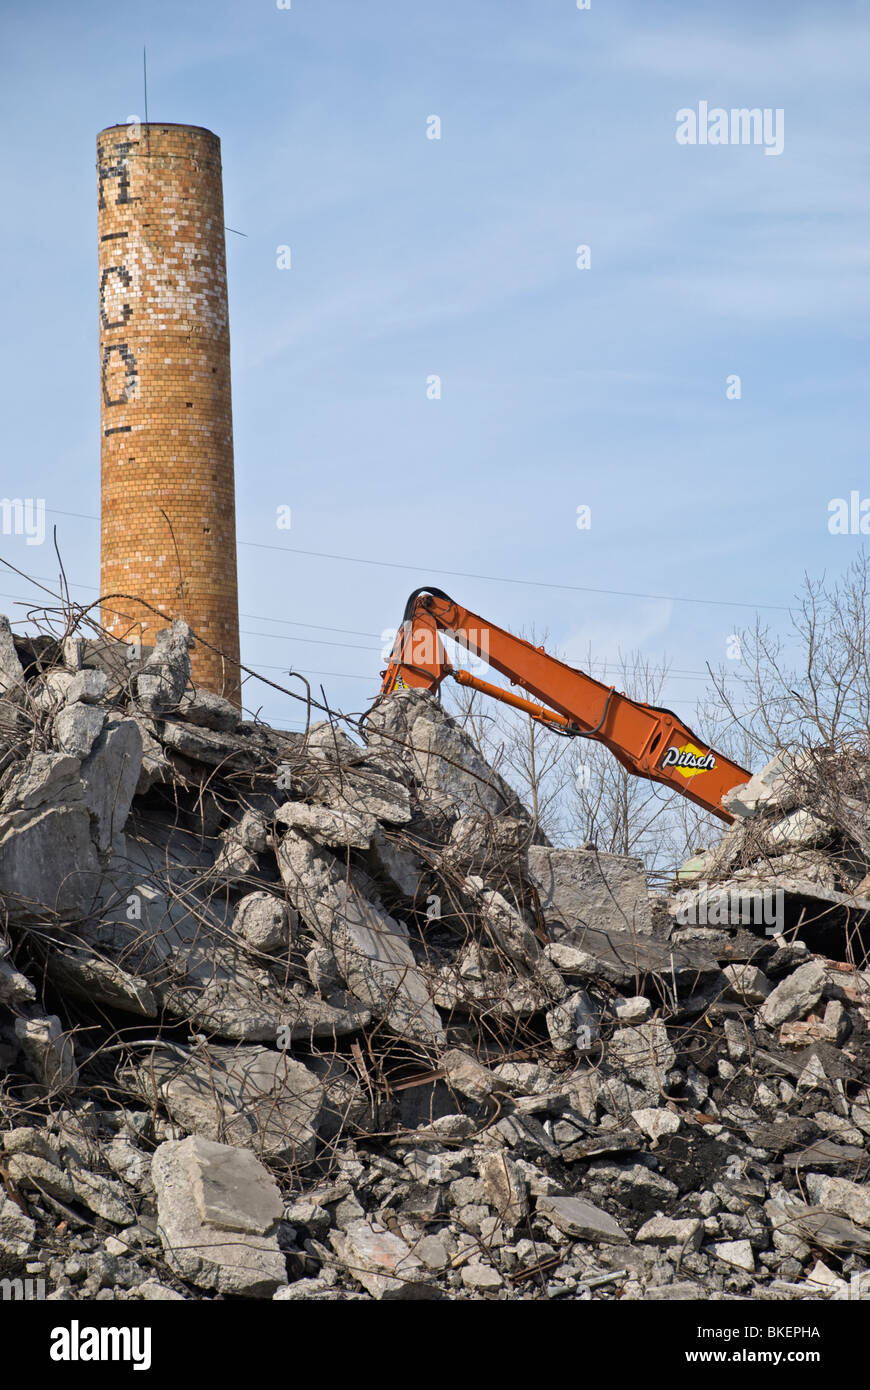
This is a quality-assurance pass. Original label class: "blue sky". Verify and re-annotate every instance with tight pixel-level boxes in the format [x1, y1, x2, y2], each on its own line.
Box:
[0, 0, 868, 730]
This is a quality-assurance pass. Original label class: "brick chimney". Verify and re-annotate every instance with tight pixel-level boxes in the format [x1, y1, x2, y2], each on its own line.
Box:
[97, 122, 241, 700]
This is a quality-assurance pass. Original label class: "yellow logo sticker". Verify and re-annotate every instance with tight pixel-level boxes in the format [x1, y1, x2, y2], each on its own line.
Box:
[661, 741, 716, 779]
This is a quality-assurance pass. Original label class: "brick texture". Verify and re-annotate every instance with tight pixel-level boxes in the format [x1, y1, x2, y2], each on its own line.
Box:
[97, 122, 241, 700]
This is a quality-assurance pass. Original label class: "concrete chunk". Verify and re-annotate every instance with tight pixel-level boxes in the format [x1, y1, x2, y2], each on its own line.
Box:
[527, 845, 651, 936]
[136, 620, 193, 715]
[80, 716, 142, 852]
[329, 1219, 434, 1299]
[276, 801, 376, 850]
[804, 1173, 870, 1229]
[0, 616, 24, 696]
[609, 1020, 675, 1090]
[535, 1193, 628, 1244]
[0, 752, 81, 812]
[442, 1048, 497, 1103]
[14, 1015, 78, 1094]
[177, 689, 241, 732]
[232, 892, 289, 952]
[722, 962, 771, 1004]
[711, 1239, 755, 1273]
[0, 1195, 35, 1261]
[277, 830, 444, 1043]
[132, 1044, 326, 1163]
[53, 702, 106, 759]
[759, 960, 827, 1027]
[636, 1215, 702, 1249]
[152, 1136, 286, 1297]
[478, 1152, 529, 1227]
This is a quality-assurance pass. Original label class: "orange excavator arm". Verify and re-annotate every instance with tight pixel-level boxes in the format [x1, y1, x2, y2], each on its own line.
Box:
[379, 587, 750, 823]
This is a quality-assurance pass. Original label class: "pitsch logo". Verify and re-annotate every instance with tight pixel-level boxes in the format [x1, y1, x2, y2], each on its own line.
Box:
[661, 742, 716, 778]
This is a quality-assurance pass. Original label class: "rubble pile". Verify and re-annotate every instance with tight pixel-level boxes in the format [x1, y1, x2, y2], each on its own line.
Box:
[1, 618, 870, 1301]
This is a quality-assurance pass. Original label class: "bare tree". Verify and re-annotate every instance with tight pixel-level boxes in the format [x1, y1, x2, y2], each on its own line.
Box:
[706, 552, 870, 758]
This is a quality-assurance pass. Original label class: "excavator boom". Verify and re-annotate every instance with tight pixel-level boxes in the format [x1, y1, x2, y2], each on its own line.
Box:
[379, 587, 751, 822]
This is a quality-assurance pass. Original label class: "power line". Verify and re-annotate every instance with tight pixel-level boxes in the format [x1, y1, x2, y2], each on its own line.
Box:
[239, 628, 379, 652]
[41, 508, 790, 613]
[237, 539, 791, 613]
[0, 573, 383, 641]
[0, 582, 762, 684]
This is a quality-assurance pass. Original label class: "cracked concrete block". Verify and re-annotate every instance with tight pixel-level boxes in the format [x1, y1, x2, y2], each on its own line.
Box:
[527, 845, 651, 936]
[0, 803, 100, 917]
[277, 829, 444, 1043]
[14, 1014, 78, 1094]
[53, 702, 106, 759]
[80, 716, 142, 852]
[152, 1136, 286, 1297]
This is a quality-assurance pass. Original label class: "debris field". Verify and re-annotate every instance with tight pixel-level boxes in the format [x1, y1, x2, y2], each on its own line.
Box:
[1, 616, 870, 1302]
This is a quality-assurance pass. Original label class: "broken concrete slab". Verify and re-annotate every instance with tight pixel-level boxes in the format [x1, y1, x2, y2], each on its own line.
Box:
[0, 751, 82, 812]
[766, 1193, 870, 1257]
[277, 829, 444, 1043]
[46, 946, 157, 1018]
[0, 803, 100, 917]
[535, 1193, 629, 1244]
[545, 928, 718, 993]
[367, 827, 425, 898]
[135, 621, 194, 716]
[721, 750, 808, 820]
[159, 719, 253, 769]
[177, 689, 241, 732]
[445, 813, 531, 877]
[14, 1014, 78, 1094]
[131, 716, 171, 793]
[804, 1173, 870, 1229]
[79, 716, 143, 852]
[768, 809, 834, 851]
[329, 1218, 434, 1299]
[131, 1044, 326, 1163]
[0, 616, 24, 697]
[759, 960, 827, 1027]
[673, 874, 870, 958]
[275, 801, 376, 850]
[365, 687, 538, 825]
[152, 1135, 286, 1297]
[53, 701, 106, 759]
[527, 845, 651, 937]
[312, 766, 412, 827]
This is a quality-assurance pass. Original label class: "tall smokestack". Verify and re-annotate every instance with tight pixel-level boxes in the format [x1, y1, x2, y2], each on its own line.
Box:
[96, 121, 241, 699]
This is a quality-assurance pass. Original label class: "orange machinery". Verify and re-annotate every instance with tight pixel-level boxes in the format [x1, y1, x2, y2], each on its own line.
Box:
[379, 587, 751, 823]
